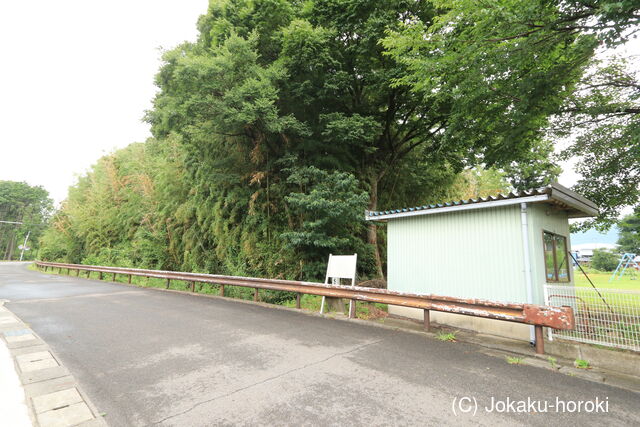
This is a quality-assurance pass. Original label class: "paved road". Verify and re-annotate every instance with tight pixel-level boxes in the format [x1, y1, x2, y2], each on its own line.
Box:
[0, 263, 638, 426]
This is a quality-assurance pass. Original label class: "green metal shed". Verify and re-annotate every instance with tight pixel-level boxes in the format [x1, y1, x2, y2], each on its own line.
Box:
[366, 183, 598, 341]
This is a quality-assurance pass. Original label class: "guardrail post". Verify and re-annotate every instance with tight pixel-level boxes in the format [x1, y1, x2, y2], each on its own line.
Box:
[128, 274, 132, 284]
[423, 309, 431, 331]
[112, 273, 116, 282]
[86, 270, 90, 278]
[349, 300, 356, 318]
[190, 281, 195, 292]
[44, 266, 48, 272]
[99, 272, 103, 280]
[220, 284, 225, 296]
[254, 288, 259, 301]
[296, 293, 301, 309]
[166, 279, 170, 289]
[76, 269, 80, 276]
[535, 326, 544, 354]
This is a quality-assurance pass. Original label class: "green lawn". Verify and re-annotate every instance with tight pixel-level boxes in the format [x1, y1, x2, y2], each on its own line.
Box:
[574, 270, 640, 291]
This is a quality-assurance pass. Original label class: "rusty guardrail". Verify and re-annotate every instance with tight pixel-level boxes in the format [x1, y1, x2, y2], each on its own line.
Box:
[34, 261, 574, 354]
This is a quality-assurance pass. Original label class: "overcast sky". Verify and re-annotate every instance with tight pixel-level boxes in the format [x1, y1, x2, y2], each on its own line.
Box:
[0, 2, 636, 209]
[0, 1, 208, 204]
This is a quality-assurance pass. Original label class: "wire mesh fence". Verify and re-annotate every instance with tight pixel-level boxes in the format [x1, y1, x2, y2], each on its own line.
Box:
[544, 284, 640, 352]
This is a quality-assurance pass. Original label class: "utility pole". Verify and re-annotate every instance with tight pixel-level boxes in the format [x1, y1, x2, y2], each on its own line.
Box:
[19, 230, 31, 261]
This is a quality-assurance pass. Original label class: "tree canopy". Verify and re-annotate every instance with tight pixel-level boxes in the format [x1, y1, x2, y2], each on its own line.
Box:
[0, 181, 52, 260]
[618, 211, 640, 254]
[383, 0, 640, 227]
[40, 0, 640, 280]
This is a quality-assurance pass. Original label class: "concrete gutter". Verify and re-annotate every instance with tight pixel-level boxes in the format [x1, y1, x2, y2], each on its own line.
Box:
[0, 301, 107, 427]
[376, 314, 640, 394]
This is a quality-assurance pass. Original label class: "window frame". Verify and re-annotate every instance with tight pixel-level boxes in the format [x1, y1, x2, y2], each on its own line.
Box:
[542, 230, 570, 283]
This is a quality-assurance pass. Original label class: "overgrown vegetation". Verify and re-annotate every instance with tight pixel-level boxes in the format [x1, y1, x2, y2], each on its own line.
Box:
[618, 211, 640, 254]
[506, 356, 524, 365]
[38, 1, 639, 282]
[436, 331, 457, 342]
[590, 249, 620, 272]
[0, 181, 52, 260]
[574, 358, 591, 370]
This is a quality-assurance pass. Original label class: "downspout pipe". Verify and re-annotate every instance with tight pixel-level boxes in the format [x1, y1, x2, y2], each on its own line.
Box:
[520, 202, 536, 344]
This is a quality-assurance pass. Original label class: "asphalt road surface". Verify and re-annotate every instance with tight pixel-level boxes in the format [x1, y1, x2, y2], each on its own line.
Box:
[1, 262, 638, 426]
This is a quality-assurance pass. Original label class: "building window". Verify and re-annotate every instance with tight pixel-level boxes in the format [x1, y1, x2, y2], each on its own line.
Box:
[543, 231, 570, 282]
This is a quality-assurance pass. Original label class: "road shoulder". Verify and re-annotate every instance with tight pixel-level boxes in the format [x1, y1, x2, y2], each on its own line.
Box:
[0, 301, 106, 427]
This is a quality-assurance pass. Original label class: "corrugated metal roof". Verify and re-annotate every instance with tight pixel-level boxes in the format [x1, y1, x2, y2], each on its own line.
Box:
[366, 183, 598, 221]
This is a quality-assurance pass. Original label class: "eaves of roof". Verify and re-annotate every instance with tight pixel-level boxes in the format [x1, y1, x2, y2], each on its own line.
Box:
[365, 183, 598, 222]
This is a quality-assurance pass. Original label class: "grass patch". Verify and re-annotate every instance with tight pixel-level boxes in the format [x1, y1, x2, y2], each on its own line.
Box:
[547, 356, 558, 369]
[354, 302, 388, 319]
[281, 296, 388, 319]
[436, 331, 457, 342]
[574, 358, 591, 369]
[506, 356, 523, 365]
[282, 294, 322, 311]
[574, 271, 639, 291]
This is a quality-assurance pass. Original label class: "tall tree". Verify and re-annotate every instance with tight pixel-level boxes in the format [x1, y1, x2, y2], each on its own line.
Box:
[0, 181, 52, 260]
[44, 1, 619, 280]
[148, 0, 575, 277]
[618, 211, 640, 254]
[384, 0, 640, 228]
[557, 59, 640, 229]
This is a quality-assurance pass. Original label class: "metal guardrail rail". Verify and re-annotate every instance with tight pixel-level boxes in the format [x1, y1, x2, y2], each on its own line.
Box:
[35, 261, 575, 354]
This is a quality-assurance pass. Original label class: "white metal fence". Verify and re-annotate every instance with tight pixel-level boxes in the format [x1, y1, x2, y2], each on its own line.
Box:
[544, 285, 640, 352]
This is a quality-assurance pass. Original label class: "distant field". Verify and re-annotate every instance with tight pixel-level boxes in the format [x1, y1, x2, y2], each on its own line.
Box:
[574, 270, 640, 291]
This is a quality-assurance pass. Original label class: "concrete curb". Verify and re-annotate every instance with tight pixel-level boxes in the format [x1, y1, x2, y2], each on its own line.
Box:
[0, 301, 107, 427]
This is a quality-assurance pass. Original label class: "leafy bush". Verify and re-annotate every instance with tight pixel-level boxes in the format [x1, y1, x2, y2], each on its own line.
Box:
[591, 249, 619, 272]
[282, 166, 371, 280]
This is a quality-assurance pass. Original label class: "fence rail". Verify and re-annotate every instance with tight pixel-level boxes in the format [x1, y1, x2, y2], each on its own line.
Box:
[35, 261, 576, 354]
[544, 284, 640, 352]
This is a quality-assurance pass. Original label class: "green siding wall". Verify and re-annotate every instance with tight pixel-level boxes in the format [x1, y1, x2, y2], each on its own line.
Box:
[387, 204, 529, 304]
[386, 202, 573, 306]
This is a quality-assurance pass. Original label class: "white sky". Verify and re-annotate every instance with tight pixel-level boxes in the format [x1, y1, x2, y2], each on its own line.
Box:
[0, 2, 636, 210]
[0, 1, 208, 205]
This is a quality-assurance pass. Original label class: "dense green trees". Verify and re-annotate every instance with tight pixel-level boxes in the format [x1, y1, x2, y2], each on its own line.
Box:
[558, 59, 640, 229]
[0, 181, 52, 260]
[40, 139, 191, 269]
[39, 0, 638, 281]
[591, 249, 620, 272]
[383, 0, 640, 227]
[618, 211, 640, 255]
[144, 0, 572, 277]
